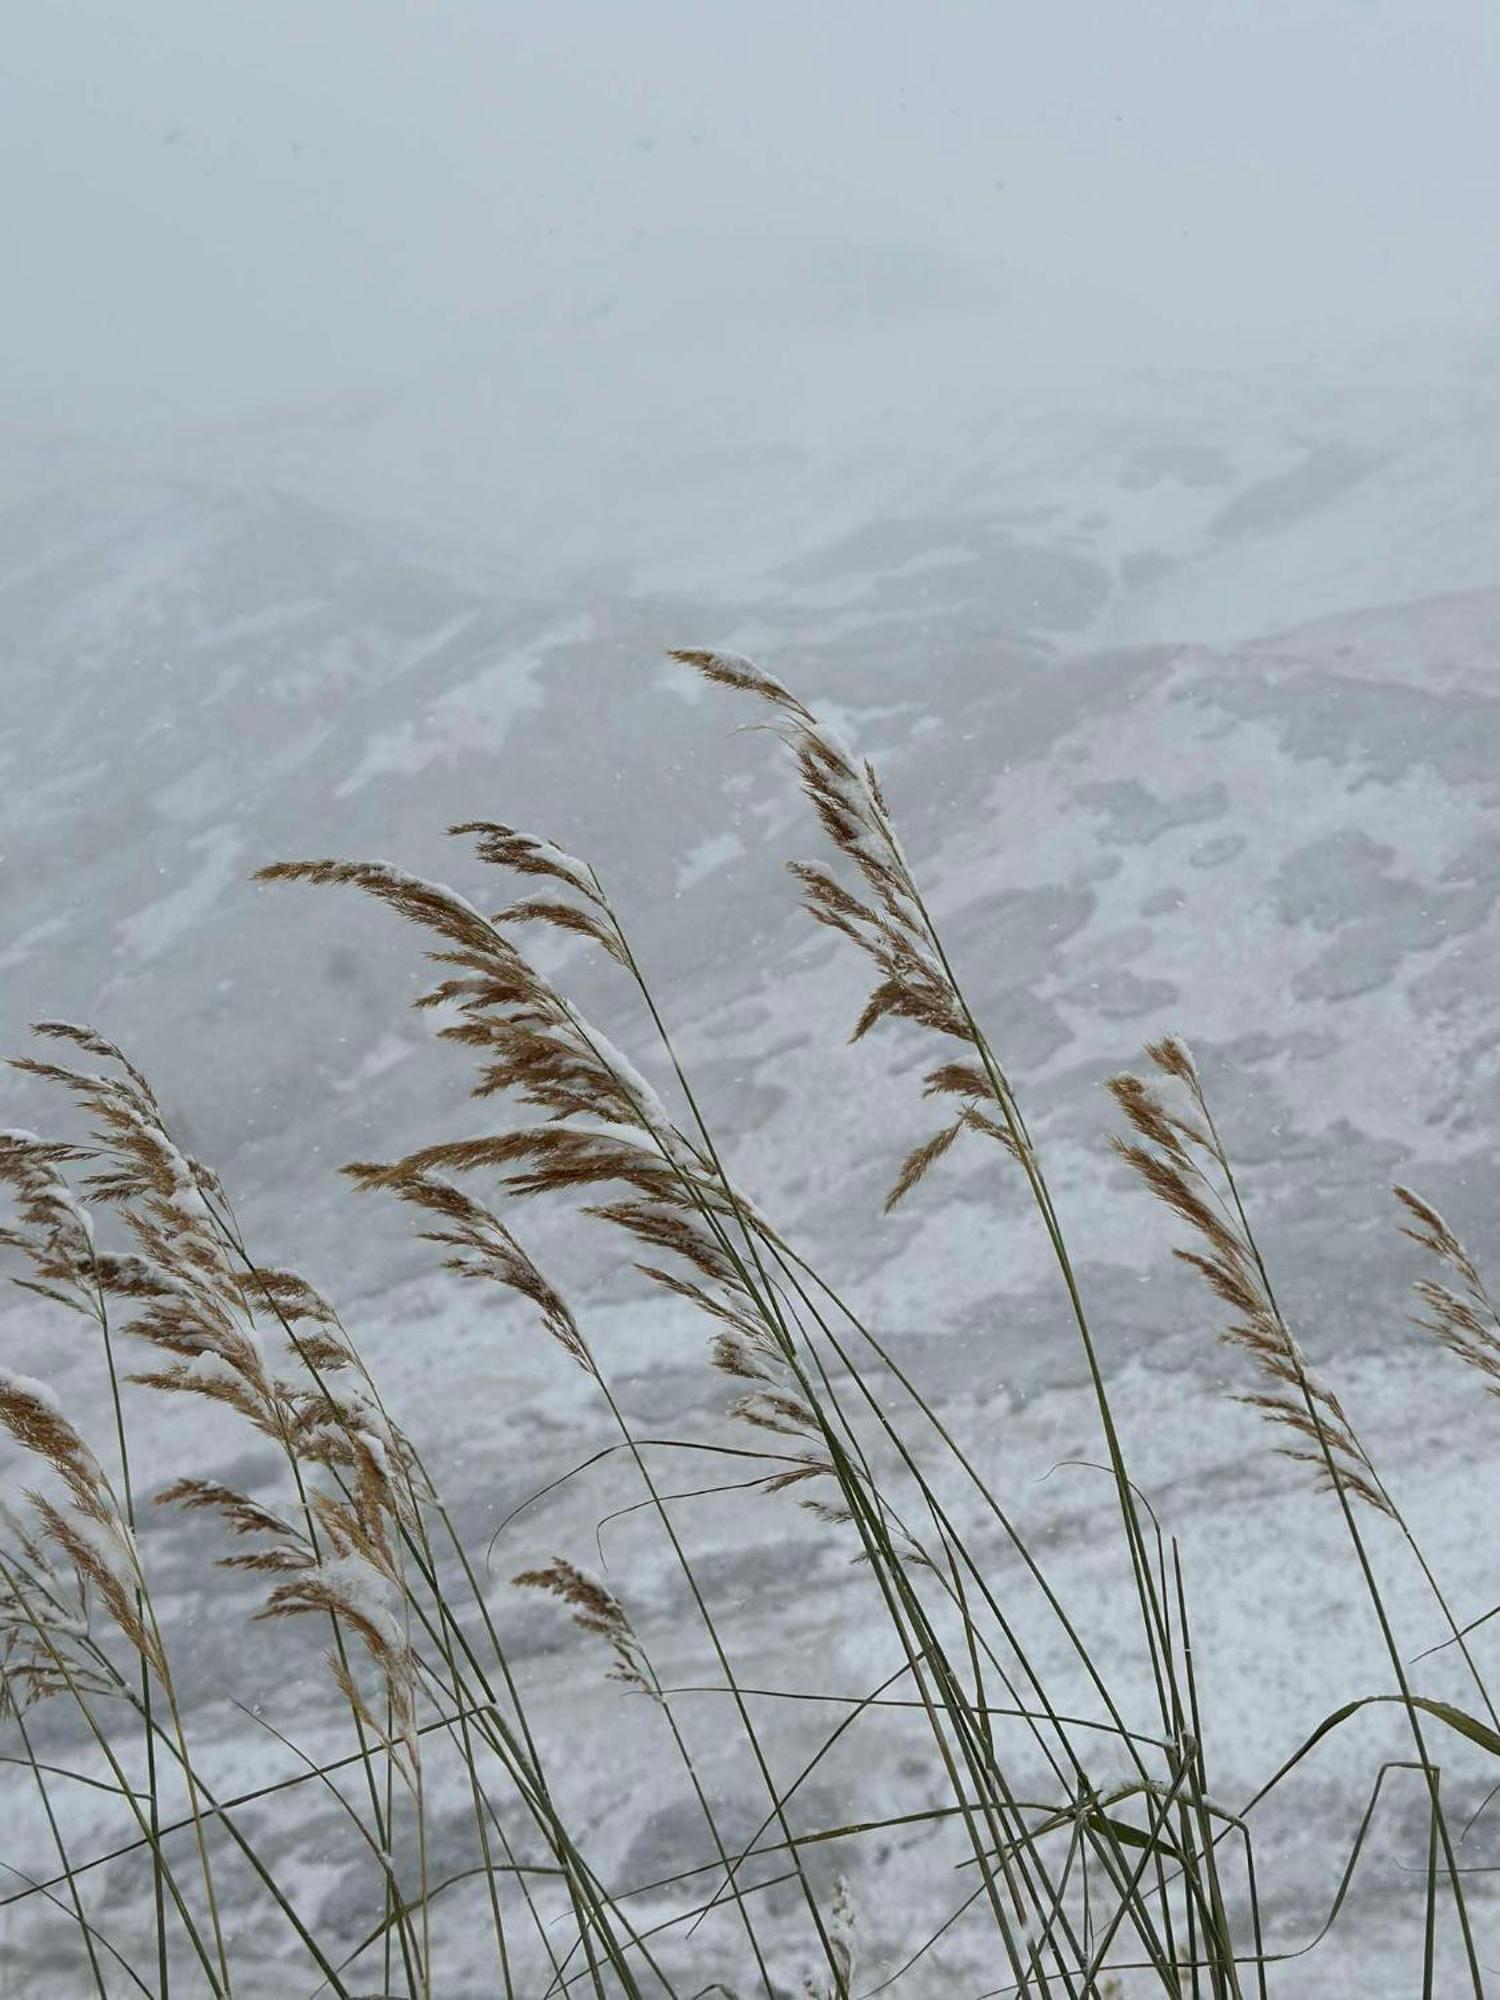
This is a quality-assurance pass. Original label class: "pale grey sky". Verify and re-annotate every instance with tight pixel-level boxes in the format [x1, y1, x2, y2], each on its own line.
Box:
[4, 1, 1496, 437]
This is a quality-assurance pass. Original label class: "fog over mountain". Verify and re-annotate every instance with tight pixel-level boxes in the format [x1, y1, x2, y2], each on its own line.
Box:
[5, 1, 1499, 548]
[2, 6, 1499, 1993]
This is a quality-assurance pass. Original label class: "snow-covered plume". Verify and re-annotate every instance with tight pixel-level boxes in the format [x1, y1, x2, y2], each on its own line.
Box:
[0, 1365, 159, 1673]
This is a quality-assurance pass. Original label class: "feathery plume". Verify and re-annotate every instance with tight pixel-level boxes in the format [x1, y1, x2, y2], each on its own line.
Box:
[0, 1370, 160, 1671]
[1109, 1042, 1392, 1516]
[1394, 1184, 1500, 1388]
[681, 649, 1023, 1213]
[513, 1557, 655, 1698]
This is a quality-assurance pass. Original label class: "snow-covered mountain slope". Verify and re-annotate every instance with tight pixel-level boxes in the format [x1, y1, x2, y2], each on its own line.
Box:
[2, 450, 1496, 1319]
[683, 337, 1500, 648]
[154, 325, 1500, 646]
[1, 387, 1498, 1990]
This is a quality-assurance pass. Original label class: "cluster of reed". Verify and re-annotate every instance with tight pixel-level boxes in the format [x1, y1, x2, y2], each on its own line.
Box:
[0, 650, 1495, 1995]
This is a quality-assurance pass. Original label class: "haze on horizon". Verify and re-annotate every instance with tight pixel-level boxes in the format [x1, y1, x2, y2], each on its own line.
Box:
[3, 1, 1497, 563]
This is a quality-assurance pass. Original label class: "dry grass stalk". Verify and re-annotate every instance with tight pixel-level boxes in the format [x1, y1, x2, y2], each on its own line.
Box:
[349, 1166, 592, 1374]
[453, 820, 630, 966]
[156, 1478, 308, 1572]
[16, 1027, 412, 1516]
[264, 827, 849, 1517]
[672, 651, 1021, 1214]
[260, 847, 710, 1193]
[1394, 1184, 1500, 1388]
[9, 1026, 284, 1434]
[0, 1128, 99, 1316]
[0, 1504, 118, 1714]
[0, 1366, 161, 1671]
[801, 1874, 856, 1999]
[263, 1557, 419, 1780]
[513, 1557, 654, 1698]
[5, 1025, 425, 1796]
[1109, 1039, 1392, 1515]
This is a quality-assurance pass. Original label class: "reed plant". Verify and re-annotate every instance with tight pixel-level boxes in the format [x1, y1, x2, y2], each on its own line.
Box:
[0, 651, 1494, 1995]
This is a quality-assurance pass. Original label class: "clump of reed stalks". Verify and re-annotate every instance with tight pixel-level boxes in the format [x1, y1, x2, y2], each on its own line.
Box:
[0, 648, 1494, 1998]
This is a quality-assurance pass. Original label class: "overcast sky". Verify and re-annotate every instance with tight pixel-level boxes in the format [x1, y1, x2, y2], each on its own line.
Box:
[3, 2, 1497, 562]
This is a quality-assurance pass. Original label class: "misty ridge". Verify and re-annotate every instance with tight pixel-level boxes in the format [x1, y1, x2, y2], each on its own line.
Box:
[3, 5, 1500, 1997]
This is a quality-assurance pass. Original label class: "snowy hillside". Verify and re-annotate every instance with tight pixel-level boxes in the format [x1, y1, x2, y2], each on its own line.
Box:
[157, 327, 1500, 641]
[2, 378, 1499, 1990]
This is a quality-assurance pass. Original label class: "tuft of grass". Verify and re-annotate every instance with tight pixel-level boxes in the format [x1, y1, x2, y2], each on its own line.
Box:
[0, 651, 1493, 1994]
